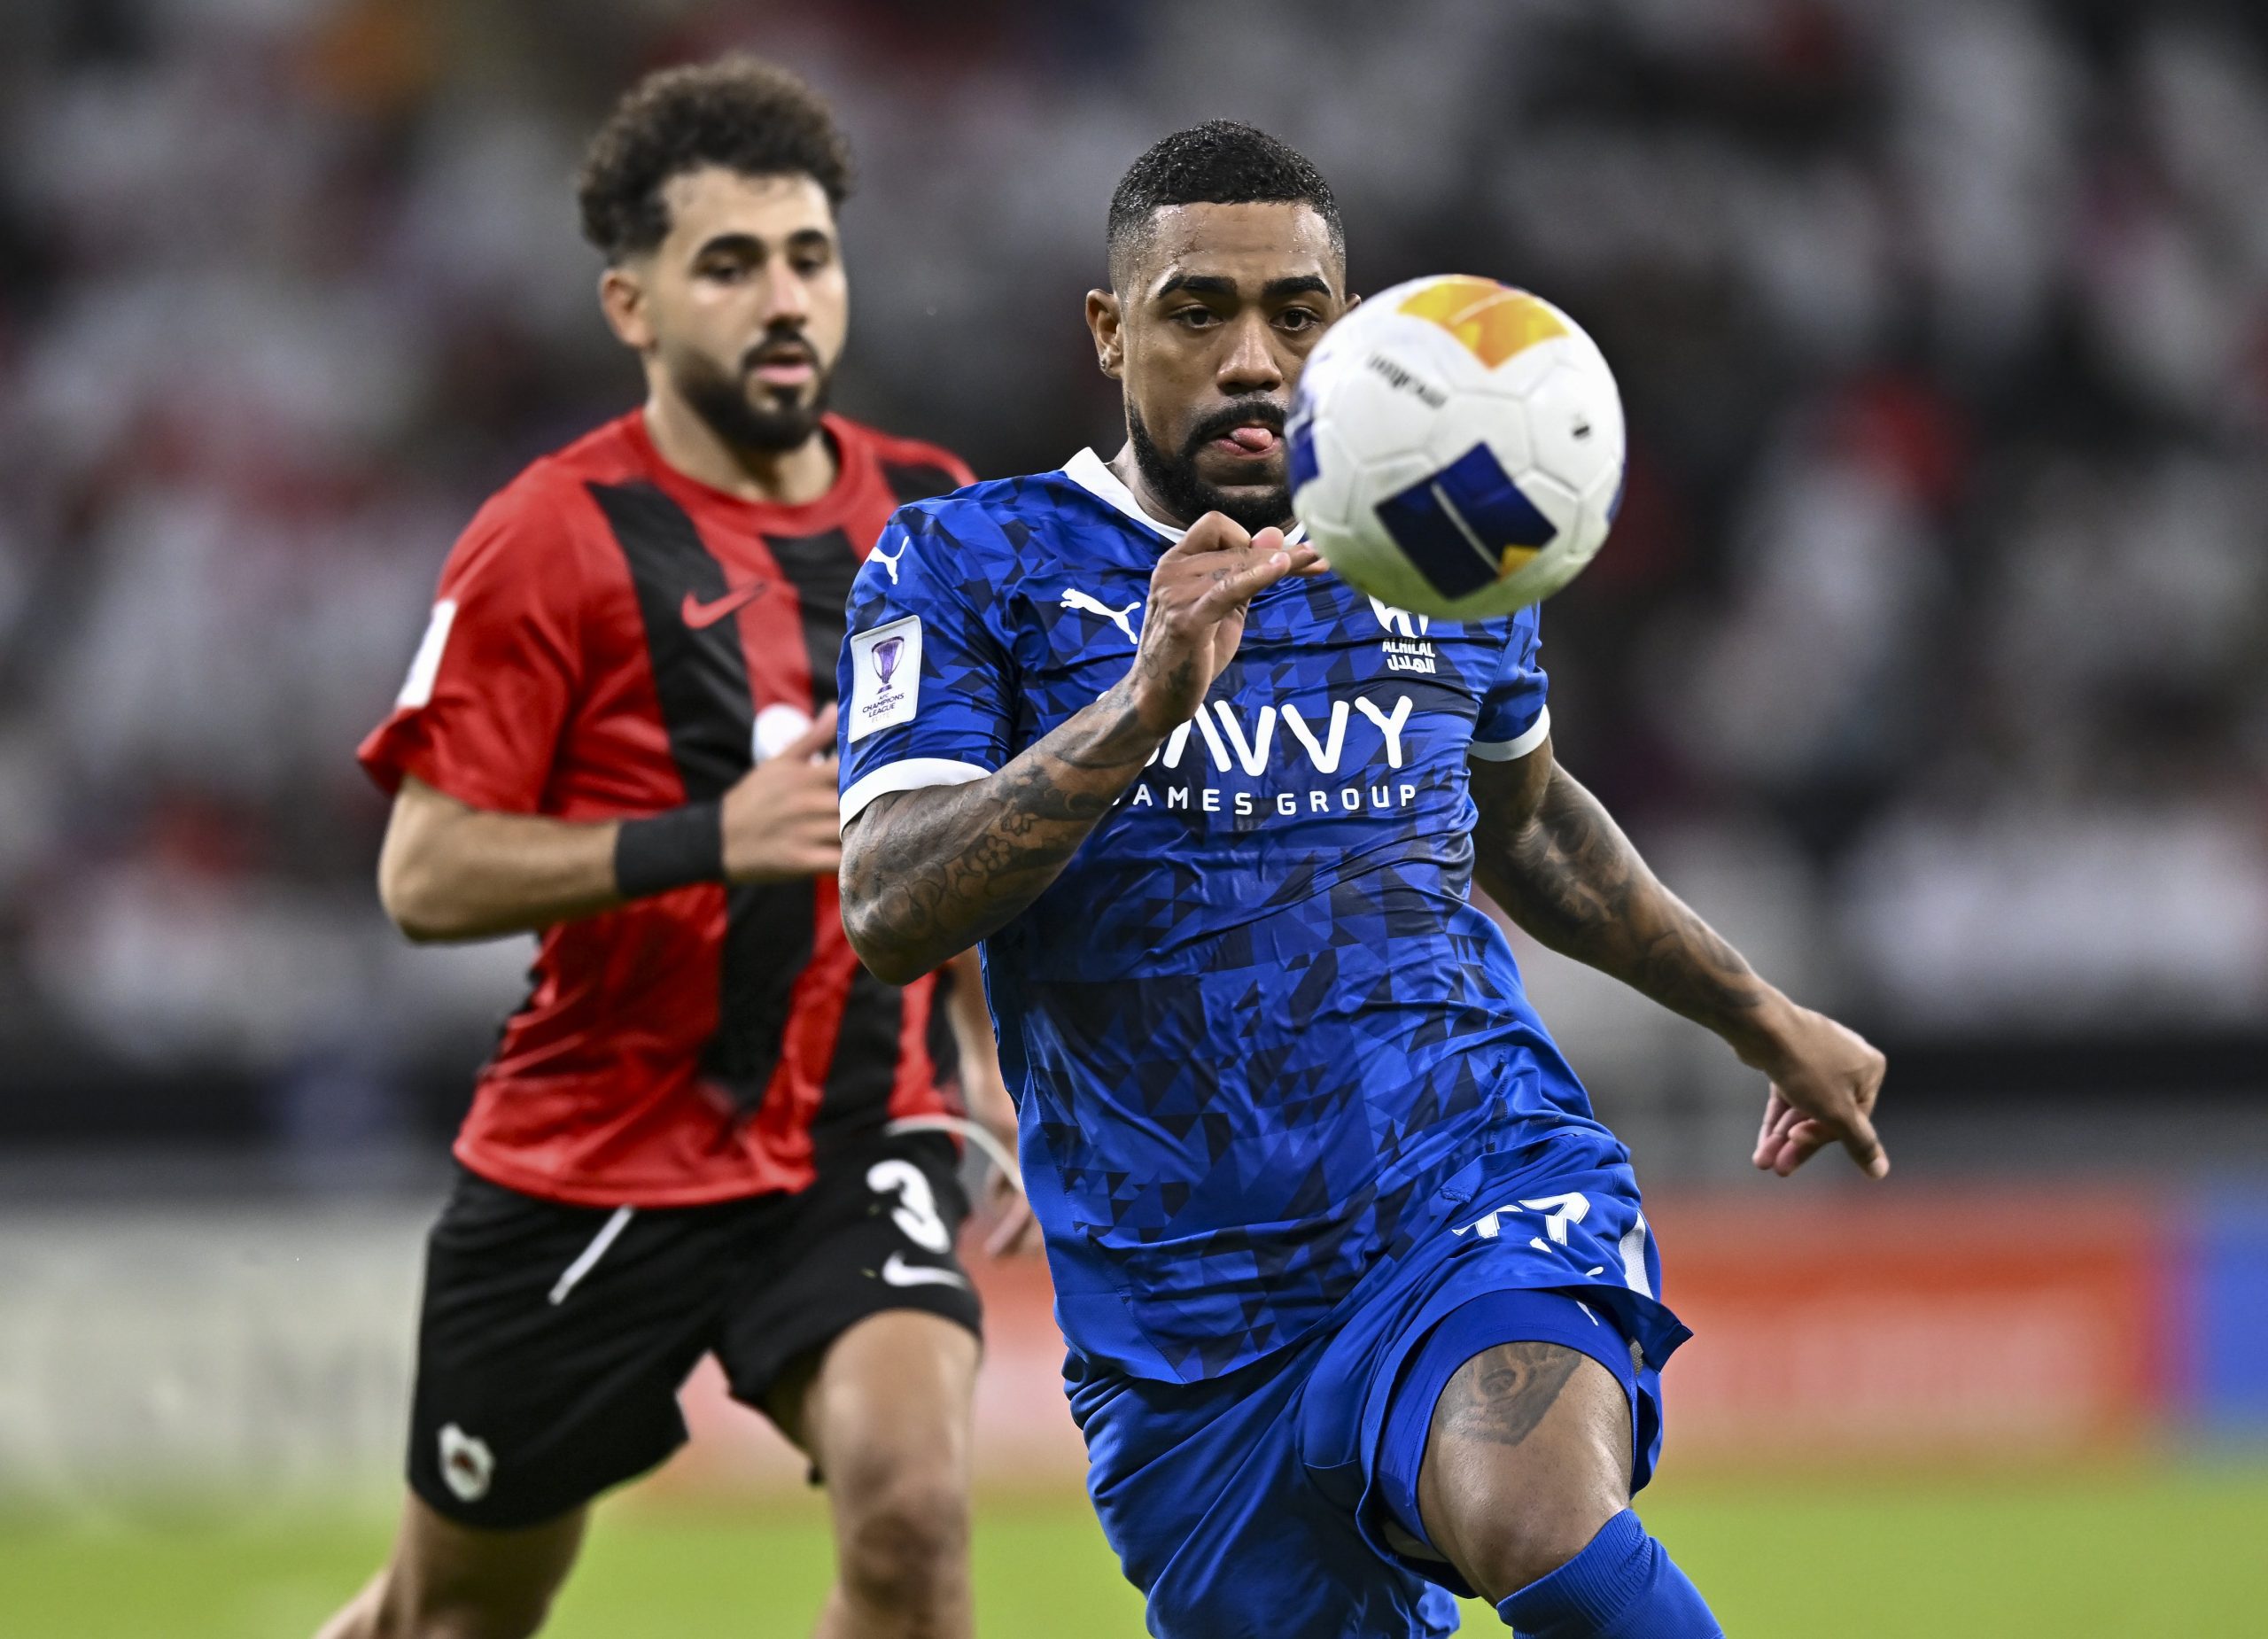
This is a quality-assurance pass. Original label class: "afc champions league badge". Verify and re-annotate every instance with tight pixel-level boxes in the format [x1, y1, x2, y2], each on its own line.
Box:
[848, 615, 921, 742]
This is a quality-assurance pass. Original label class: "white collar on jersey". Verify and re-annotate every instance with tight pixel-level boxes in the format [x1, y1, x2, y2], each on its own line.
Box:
[1060, 447, 1309, 545]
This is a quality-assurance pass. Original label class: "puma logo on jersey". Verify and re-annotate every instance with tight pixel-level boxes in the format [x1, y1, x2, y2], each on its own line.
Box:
[1060, 586, 1141, 643]
[871, 540, 910, 584]
[881, 1252, 970, 1290]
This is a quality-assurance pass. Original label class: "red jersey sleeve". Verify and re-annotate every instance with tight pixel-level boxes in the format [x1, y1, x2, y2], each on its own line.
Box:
[863, 424, 976, 494]
[358, 478, 589, 813]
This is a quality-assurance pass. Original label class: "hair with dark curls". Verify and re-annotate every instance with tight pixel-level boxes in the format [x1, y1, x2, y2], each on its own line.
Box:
[577, 56, 854, 263]
[1106, 120, 1344, 288]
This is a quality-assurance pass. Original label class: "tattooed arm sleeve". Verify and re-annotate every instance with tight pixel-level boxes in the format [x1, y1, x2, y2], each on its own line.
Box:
[1468, 743, 1776, 1048]
[842, 681, 1158, 983]
[835, 501, 1109, 984]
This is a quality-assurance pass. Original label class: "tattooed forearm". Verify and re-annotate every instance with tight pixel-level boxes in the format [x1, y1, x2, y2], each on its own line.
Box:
[841, 683, 1163, 982]
[1471, 753, 1775, 1050]
[1432, 1341, 1585, 1451]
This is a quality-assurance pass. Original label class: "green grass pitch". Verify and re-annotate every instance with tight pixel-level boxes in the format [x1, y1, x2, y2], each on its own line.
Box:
[6, 1464, 2266, 1636]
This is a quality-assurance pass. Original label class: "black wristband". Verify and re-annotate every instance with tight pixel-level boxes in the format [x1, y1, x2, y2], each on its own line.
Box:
[613, 801, 725, 899]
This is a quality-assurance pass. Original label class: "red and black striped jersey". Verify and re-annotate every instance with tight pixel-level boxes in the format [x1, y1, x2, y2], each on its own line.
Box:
[359, 410, 974, 1207]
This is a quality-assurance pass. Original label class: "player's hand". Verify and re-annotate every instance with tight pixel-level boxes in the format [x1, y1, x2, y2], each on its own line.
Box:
[983, 1160, 1041, 1258]
[957, 1053, 1039, 1257]
[1122, 511, 1296, 735]
[721, 705, 842, 883]
[1742, 1000, 1890, 1179]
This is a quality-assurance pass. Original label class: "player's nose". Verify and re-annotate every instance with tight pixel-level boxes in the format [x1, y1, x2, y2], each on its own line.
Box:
[760, 266, 813, 326]
[1216, 314, 1283, 394]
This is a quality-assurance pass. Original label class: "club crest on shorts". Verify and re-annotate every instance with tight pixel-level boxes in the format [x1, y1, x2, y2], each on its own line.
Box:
[438, 1423, 495, 1503]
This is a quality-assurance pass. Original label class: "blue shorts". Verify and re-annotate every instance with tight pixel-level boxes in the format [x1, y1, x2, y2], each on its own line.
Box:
[1066, 1137, 1690, 1639]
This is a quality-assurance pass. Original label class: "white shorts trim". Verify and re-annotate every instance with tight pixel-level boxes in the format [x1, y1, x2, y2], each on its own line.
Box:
[547, 1206, 634, 1306]
[1468, 707, 1552, 763]
[841, 757, 994, 829]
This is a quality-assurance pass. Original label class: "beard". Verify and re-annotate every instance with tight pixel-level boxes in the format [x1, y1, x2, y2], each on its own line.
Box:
[672, 343, 832, 455]
[1127, 398, 1293, 535]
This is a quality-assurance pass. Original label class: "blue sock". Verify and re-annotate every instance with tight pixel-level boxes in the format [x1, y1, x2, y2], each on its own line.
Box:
[1495, 1510, 1721, 1637]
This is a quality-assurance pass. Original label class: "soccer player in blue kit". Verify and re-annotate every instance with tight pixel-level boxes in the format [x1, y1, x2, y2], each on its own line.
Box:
[835, 123, 1889, 1638]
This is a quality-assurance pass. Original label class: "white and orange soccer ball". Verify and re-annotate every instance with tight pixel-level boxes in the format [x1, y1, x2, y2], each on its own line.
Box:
[1288, 275, 1626, 618]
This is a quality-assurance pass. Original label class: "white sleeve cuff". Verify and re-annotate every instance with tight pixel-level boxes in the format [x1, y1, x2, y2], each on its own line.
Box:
[840, 757, 994, 829]
[1468, 707, 1551, 763]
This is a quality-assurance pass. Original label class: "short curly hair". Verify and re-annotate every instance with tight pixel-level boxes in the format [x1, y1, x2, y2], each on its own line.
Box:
[1107, 120, 1344, 288]
[577, 56, 854, 262]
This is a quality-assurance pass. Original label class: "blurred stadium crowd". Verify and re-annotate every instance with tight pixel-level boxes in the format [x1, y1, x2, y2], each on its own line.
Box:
[0, 0, 2263, 1159]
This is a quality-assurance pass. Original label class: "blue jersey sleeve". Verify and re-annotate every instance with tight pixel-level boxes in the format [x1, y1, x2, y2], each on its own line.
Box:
[1469, 605, 1550, 761]
[837, 506, 1018, 827]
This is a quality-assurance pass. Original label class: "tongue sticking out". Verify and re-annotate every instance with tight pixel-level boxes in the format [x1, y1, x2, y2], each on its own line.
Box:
[1223, 426, 1278, 453]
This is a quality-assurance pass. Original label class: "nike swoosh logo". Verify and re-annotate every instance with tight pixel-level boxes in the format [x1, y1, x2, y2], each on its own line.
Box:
[680, 580, 767, 630]
[881, 1252, 970, 1290]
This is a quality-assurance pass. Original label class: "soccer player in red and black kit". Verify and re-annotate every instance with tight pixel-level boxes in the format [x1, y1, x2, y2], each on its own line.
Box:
[321, 59, 1014, 1639]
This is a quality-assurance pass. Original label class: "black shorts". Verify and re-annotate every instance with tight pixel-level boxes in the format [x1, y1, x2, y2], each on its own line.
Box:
[405, 1128, 980, 1528]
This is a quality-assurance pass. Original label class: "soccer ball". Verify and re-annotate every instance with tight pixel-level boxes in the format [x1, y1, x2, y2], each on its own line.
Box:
[1287, 275, 1625, 618]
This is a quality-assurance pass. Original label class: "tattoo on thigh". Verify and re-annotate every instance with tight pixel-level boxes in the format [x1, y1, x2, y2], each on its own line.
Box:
[1434, 1342, 1585, 1450]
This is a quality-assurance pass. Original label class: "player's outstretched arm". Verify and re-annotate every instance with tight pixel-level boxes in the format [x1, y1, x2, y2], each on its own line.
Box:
[378, 710, 842, 942]
[1469, 741, 1889, 1180]
[841, 515, 1295, 984]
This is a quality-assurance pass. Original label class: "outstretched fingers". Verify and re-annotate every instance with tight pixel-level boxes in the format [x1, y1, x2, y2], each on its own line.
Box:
[1157, 517, 1292, 616]
[1170, 512, 1262, 556]
[984, 1192, 1040, 1258]
[1746, 1008, 1890, 1180]
[1753, 1092, 1825, 1175]
[1760, 1114, 1833, 1177]
[1834, 1100, 1890, 1178]
[785, 702, 839, 762]
[1752, 1090, 1792, 1170]
[1758, 1088, 1887, 1178]
[1192, 548, 1293, 619]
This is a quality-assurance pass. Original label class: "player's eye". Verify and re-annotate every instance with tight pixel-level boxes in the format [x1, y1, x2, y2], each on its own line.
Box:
[1171, 306, 1221, 329]
[1277, 307, 1323, 332]
[700, 260, 751, 284]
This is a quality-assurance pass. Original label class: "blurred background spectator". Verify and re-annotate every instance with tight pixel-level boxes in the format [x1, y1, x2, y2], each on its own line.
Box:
[0, 0, 2264, 1181]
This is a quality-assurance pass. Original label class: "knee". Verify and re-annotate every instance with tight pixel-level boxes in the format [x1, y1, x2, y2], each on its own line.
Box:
[835, 1469, 970, 1612]
[1456, 1493, 1623, 1603]
[360, 1575, 555, 1639]
[1418, 1343, 1635, 1603]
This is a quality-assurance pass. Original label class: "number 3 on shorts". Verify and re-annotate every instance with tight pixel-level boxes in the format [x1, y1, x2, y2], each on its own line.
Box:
[867, 1159, 951, 1253]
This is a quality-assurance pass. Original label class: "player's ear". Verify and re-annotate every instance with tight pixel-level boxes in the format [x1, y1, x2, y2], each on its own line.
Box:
[598, 263, 656, 353]
[1085, 288, 1124, 380]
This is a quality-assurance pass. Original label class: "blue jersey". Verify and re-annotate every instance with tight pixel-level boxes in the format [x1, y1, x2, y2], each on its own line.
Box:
[837, 449, 1626, 1382]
